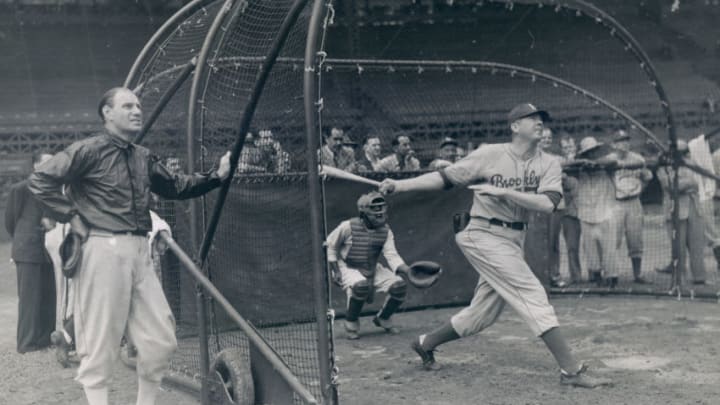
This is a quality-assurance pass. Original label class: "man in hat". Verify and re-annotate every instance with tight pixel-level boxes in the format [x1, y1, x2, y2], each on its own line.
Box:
[429, 137, 460, 170]
[611, 130, 653, 283]
[379, 103, 611, 387]
[573, 136, 621, 287]
[656, 140, 706, 284]
[377, 133, 421, 172]
[326, 192, 411, 339]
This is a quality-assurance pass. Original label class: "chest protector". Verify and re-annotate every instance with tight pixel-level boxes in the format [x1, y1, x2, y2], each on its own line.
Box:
[345, 217, 389, 277]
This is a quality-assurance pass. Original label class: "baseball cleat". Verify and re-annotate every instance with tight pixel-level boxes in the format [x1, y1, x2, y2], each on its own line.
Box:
[411, 337, 440, 371]
[50, 330, 72, 368]
[372, 316, 399, 334]
[560, 364, 612, 388]
[344, 320, 360, 340]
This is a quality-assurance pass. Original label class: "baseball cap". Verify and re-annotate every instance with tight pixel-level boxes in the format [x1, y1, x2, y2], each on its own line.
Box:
[508, 103, 551, 123]
[613, 130, 631, 142]
[440, 137, 459, 148]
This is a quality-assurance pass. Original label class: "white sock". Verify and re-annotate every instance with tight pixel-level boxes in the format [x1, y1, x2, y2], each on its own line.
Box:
[136, 377, 161, 405]
[419, 334, 427, 346]
[83, 386, 108, 405]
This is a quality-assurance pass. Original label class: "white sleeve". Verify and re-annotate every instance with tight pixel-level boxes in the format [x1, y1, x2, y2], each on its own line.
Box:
[326, 221, 350, 262]
[382, 229, 406, 272]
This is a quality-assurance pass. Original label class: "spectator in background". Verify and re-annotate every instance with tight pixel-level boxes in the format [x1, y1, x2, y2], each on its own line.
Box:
[573, 137, 621, 288]
[237, 130, 291, 174]
[558, 134, 582, 284]
[538, 129, 568, 287]
[5, 152, 57, 353]
[339, 134, 365, 173]
[255, 129, 291, 174]
[319, 127, 356, 171]
[456, 145, 468, 160]
[377, 133, 421, 172]
[656, 140, 707, 284]
[357, 135, 383, 172]
[688, 130, 720, 271]
[561, 134, 577, 161]
[237, 132, 266, 174]
[611, 130, 653, 284]
[428, 137, 459, 170]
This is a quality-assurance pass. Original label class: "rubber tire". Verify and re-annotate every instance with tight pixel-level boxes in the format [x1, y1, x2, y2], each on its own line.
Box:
[209, 349, 254, 405]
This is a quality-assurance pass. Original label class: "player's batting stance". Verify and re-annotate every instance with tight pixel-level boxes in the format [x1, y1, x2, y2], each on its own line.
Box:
[28, 87, 231, 405]
[380, 103, 611, 388]
[326, 192, 411, 339]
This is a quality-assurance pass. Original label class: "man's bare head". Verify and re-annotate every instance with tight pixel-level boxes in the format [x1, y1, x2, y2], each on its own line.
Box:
[98, 87, 143, 138]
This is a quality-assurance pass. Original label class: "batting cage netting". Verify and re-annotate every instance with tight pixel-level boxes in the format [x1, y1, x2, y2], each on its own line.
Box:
[118, 0, 720, 404]
[125, 0, 332, 403]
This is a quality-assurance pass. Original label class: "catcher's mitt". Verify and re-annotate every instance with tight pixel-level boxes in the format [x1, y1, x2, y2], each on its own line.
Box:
[407, 261, 442, 289]
[59, 232, 83, 278]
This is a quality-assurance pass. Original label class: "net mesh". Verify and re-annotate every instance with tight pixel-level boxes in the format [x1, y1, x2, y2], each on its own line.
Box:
[313, 0, 720, 302]
[123, 0, 720, 401]
[127, 0, 325, 399]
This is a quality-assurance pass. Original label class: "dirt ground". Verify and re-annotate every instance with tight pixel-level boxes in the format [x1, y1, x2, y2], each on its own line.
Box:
[333, 297, 720, 405]
[0, 242, 198, 405]
[3, 237, 720, 405]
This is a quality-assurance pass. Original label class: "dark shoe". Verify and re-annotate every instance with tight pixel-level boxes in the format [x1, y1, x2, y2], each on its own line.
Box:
[606, 277, 618, 289]
[373, 316, 399, 334]
[693, 280, 706, 285]
[588, 272, 601, 282]
[50, 330, 72, 368]
[560, 364, 613, 388]
[633, 277, 650, 284]
[655, 265, 672, 274]
[411, 337, 440, 371]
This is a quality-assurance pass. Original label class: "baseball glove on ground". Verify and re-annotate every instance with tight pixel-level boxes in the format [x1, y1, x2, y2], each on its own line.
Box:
[59, 232, 83, 278]
[407, 261, 443, 289]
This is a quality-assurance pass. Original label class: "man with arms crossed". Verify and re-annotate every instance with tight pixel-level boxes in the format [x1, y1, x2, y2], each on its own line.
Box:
[379, 103, 611, 388]
[29, 87, 231, 405]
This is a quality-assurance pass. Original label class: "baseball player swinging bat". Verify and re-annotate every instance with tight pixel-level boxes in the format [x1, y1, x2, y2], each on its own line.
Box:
[320, 165, 380, 187]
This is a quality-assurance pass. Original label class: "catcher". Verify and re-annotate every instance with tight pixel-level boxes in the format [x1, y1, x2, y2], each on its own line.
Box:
[326, 191, 440, 339]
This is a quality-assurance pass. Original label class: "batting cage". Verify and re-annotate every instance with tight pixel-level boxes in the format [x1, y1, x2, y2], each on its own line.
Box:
[119, 0, 720, 404]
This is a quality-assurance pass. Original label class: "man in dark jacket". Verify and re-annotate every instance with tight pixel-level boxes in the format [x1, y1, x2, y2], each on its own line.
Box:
[28, 87, 231, 405]
[5, 152, 56, 353]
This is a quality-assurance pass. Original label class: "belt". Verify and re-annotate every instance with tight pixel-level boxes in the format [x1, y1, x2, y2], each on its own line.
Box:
[90, 229, 148, 237]
[616, 195, 640, 201]
[471, 216, 527, 231]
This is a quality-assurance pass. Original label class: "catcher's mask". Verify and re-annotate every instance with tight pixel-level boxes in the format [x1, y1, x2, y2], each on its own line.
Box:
[357, 191, 387, 228]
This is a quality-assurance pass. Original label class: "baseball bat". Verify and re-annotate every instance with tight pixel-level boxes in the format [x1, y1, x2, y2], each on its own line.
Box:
[319, 165, 381, 187]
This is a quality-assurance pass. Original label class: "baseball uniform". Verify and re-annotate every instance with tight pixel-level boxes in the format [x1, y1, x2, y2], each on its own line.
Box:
[439, 143, 561, 337]
[575, 161, 620, 278]
[612, 151, 648, 259]
[326, 219, 406, 296]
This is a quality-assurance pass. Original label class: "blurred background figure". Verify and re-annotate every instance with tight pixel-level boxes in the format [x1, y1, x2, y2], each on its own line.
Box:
[357, 135, 383, 172]
[688, 130, 720, 273]
[429, 137, 460, 170]
[574, 137, 621, 288]
[611, 130, 653, 284]
[558, 134, 582, 284]
[377, 133, 421, 172]
[656, 140, 707, 284]
[5, 152, 56, 353]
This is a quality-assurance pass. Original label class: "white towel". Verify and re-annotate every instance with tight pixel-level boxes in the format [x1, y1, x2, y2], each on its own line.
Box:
[688, 134, 716, 201]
